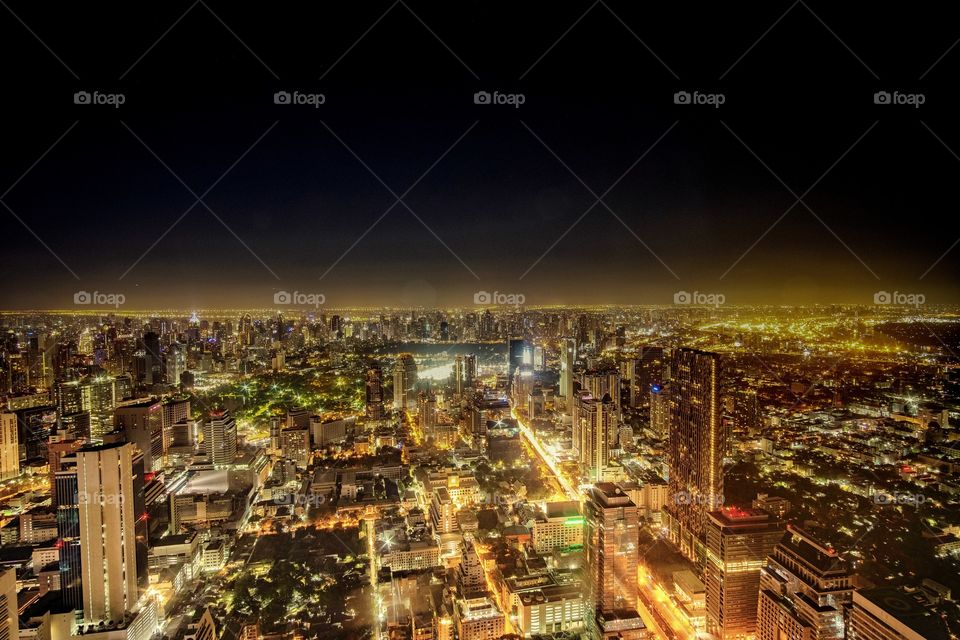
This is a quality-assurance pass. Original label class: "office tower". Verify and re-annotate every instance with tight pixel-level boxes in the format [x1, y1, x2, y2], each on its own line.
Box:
[86, 375, 118, 440]
[848, 587, 948, 640]
[583, 483, 645, 639]
[55, 461, 82, 610]
[458, 539, 487, 597]
[365, 363, 385, 420]
[161, 396, 190, 454]
[75, 442, 139, 623]
[620, 358, 637, 407]
[0, 414, 18, 480]
[575, 394, 617, 483]
[166, 342, 186, 386]
[418, 392, 438, 432]
[464, 354, 477, 389]
[393, 354, 417, 410]
[11, 404, 57, 461]
[430, 488, 458, 534]
[114, 399, 164, 472]
[142, 331, 162, 384]
[666, 348, 725, 560]
[560, 338, 576, 409]
[0, 569, 16, 640]
[48, 432, 83, 502]
[649, 383, 669, 439]
[705, 508, 783, 640]
[269, 417, 282, 456]
[580, 368, 620, 406]
[203, 410, 237, 465]
[454, 355, 465, 395]
[757, 525, 852, 640]
[636, 345, 665, 399]
[280, 426, 311, 468]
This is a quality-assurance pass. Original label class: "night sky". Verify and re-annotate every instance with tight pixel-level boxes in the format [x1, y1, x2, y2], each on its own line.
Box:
[1, 2, 959, 308]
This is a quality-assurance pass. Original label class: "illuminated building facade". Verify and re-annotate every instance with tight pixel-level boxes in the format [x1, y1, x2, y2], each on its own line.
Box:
[666, 348, 726, 561]
[757, 525, 852, 640]
[705, 508, 783, 640]
[584, 483, 646, 639]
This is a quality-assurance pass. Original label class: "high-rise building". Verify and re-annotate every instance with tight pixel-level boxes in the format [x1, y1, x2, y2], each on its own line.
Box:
[0, 568, 18, 640]
[649, 383, 669, 439]
[848, 586, 949, 640]
[0, 414, 18, 480]
[280, 426, 311, 468]
[166, 342, 186, 387]
[454, 355, 465, 396]
[365, 363, 385, 420]
[393, 354, 417, 411]
[114, 399, 164, 472]
[458, 539, 487, 597]
[757, 525, 852, 640]
[583, 483, 646, 639]
[666, 348, 725, 560]
[75, 442, 140, 623]
[705, 508, 783, 640]
[560, 338, 576, 408]
[55, 462, 82, 610]
[575, 394, 617, 483]
[203, 410, 237, 465]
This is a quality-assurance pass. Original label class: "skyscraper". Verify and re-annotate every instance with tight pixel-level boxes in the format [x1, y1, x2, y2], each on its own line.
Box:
[0, 568, 18, 640]
[583, 483, 646, 640]
[76, 442, 140, 623]
[666, 348, 726, 561]
[560, 338, 576, 409]
[55, 462, 82, 610]
[114, 399, 164, 472]
[203, 410, 237, 465]
[0, 414, 18, 480]
[393, 354, 417, 411]
[575, 394, 617, 483]
[705, 508, 783, 640]
[757, 525, 852, 640]
[365, 363, 385, 420]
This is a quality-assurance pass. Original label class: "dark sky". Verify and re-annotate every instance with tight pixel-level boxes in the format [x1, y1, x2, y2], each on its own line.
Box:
[1, 1, 958, 309]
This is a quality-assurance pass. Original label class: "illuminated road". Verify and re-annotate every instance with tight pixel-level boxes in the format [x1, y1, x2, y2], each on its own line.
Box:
[366, 517, 382, 640]
[638, 566, 697, 640]
[510, 408, 579, 501]
[511, 405, 697, 640]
